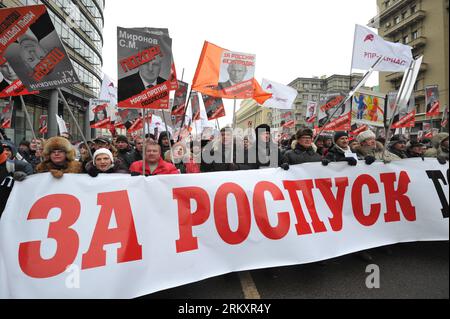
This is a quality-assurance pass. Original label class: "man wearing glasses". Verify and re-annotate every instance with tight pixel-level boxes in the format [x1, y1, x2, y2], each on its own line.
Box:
[284, 128, 322, 165]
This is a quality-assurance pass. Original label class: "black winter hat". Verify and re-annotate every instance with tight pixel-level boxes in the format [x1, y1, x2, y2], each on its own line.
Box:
[334, 131, 349, 143]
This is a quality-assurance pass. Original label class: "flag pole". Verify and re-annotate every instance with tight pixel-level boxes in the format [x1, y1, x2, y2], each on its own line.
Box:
[19, 96, 37, 141]
[142, 108, 147, 176]
[231, 97, 237, 163]
[314, 55, 384, 144]
[57, 89, 92, 158]
[177, 87, 193, 142]
[382, 59, 415, 162]
[162, 110, 175, 163]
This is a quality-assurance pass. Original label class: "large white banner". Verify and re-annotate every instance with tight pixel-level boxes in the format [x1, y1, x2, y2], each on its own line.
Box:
[1, 159, 448, 299]
[352, 24, 413, 72]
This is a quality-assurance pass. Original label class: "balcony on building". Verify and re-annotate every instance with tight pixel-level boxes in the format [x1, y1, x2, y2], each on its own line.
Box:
[384, 10, 426, 37]
[409, 36, 427, 50]
[385, 62, 428, 82]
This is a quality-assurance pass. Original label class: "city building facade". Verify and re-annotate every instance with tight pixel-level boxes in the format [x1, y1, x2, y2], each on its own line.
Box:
[1, 0, 105, 142]
[369, 0, 449, 132]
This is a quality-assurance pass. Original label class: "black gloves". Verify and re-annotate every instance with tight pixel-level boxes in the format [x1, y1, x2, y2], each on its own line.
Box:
[13, 171, 27, 182]
[131, 172, 141, 177]
[365, 156, 376, 165]
[345, 157, 358, 166]
[280, 163, 290, 171]
[437, 156, 448, 165]
[87, 168, 99, 178]
[322, 159, 330, 166]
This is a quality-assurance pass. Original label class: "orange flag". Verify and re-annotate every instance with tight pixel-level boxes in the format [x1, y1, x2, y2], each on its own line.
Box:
[192, 41, 272, 104]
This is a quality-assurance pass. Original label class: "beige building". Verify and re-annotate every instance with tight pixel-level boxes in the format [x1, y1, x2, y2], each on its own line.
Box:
[369, 0, 449, 131]
[235, 99, 272, 134]
[287, 74, 363, 131]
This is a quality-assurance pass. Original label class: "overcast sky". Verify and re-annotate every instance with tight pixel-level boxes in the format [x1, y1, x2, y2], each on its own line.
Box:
[102, 0, 379, 127]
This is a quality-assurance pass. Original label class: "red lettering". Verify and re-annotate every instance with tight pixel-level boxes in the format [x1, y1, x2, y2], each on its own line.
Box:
[380, 172, 416, 222]
[352, 175, 381, 226]
[19, 195, 80, 279]
[82, 191, 142, 269]
[283, 180, 327, 235]
[253, 182, 290, 240]
[214, 183, 251, 245]
[315, 178, 349, 232]
[173, 187, 210, 253]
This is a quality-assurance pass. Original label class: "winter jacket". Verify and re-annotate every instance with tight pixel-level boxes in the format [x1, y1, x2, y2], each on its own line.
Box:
[285, 142, 322, 165]
[117, 149, 134, 169]
[326, 145, 355, 162]
[201, 142, 240, 173]
[129, 158, 180, 176]
[388, 146, 408, 159]
[424, 133, 449, 161]
[36, 160, 83, 178]
[85, 160, 129, 176]
[354, 141, 402, 162]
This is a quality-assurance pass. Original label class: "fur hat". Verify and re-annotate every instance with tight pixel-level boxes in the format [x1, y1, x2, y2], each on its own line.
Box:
[296, 128, 314, 140]
[357, 130, 376, 144]
[43, 137, 76, 161]
[93, 148, 114, 166]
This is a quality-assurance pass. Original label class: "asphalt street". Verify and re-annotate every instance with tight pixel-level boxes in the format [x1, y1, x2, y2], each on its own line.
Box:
[144, 241, 449, 299]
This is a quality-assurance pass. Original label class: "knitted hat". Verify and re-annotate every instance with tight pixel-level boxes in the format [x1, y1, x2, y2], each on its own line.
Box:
[334, 131, 349, 143]
[356, 130, 376, 144]
[93, 148, 114, 166]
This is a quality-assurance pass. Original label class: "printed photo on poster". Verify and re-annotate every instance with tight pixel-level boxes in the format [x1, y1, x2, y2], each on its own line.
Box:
[115, 108, 141, 130]
[90, 99, 112, 129]
[190, 92, 200, 121]
[117, 27, 172, 109]
[202, 94, 225, 121]
[1, 5, 80, 91]
[0, 100, 13, 129]
[171, 81, 188, 116]
[318, 93, 348, 127]
[305, 101, 317, 123]
[39, 115, 48, 134]
[218, 51, 255, 93]
[0, 61, 38, 97]
[426, 86, 440, 116]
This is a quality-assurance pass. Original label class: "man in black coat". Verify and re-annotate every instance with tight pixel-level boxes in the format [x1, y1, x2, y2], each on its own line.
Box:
[285, 128, 322, 165]
[323, 132, 358, 166]
[201, 127, 239, 173]
[248, 124, 289, 170]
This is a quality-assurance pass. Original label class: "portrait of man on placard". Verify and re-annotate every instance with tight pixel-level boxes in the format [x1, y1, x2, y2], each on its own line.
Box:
[217, 51, 255, 91]
[0, 62, 19, 91]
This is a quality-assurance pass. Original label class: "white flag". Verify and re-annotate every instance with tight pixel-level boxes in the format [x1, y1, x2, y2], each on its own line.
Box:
[55, 114, 68, 135]
[261, 79, 298, 110]
[352, 24, 413, 72]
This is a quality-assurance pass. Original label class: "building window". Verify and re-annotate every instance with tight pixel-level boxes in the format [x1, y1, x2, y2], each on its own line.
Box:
[401, 11, 407, 19]
[302, 94, 309, 100]
[412, 30, 419, 40]
[403, 35, 409, 44]
[411, 5, 417, 14]
[385, 0, 390, 9]
[303, 83, 309, 89]
[394, 16, 401, 24]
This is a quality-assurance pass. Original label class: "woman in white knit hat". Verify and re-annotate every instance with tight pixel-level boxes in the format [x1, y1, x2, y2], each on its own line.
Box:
[85, 148, 129, 177]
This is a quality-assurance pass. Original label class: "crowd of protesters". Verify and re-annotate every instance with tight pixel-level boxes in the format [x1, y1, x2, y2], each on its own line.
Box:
[1, 125, 448, 217]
